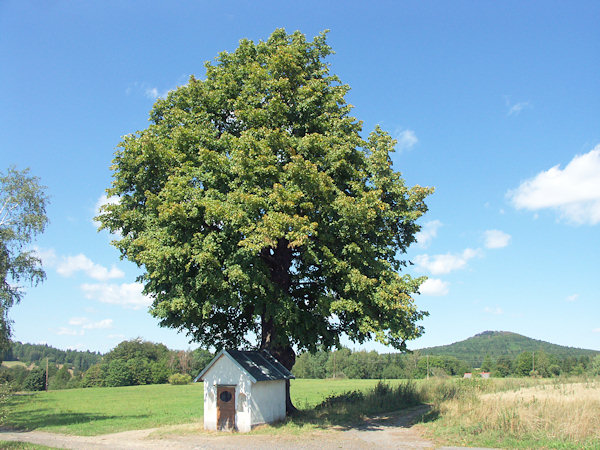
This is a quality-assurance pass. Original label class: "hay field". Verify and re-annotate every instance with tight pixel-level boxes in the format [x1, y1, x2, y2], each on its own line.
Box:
[422, 378, 600, 449]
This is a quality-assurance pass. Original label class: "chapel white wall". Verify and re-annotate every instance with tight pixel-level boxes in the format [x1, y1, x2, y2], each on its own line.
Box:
[249, 379, 286, 426]
[202, 355, 252, 432]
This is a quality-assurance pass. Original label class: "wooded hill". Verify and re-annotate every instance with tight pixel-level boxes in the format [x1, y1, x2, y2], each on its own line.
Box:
[417, 331, 600, 367]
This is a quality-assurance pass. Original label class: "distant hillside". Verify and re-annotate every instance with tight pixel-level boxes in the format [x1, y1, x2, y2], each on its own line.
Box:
[1, 341, 102, 372]
[418, 331, 600, 367]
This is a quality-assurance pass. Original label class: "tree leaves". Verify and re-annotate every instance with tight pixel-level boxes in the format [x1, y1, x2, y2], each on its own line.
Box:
[99, 29, 433, 355]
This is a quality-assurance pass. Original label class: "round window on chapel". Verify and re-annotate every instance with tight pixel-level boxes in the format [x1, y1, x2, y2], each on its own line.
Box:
[219, 391, 232, 402]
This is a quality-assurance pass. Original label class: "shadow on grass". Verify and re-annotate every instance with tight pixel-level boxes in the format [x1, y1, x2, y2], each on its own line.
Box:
[268, 381, 431, 432]
[1, 394, 149, 432]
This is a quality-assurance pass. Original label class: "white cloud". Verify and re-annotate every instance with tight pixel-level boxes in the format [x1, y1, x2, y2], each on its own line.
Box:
[32, 247, 57, 266]
[484, 229, 511, 249]
[145, 87, 160, 99]
[484, 306, 504, 315]
[415, 220, 442, 248]
[592, 328, 600, 333]
[508, 146, 600, 225]
[81, 282, 152, 310]
[566, 294, 579, 303]
[419, 278, 449, 296]
[108, 334, 126, 340]
[68, 317, 88, 326]
[415, 248, 481, 275]
[396, 129, 418, 151]
[56, 327, 83, 336]
[68, 317, 113, 330]
[507, 101, 531, 116]
[83, 319, 113, 330]
[57, 253, 124, 281]
[126, 81, 171, 100]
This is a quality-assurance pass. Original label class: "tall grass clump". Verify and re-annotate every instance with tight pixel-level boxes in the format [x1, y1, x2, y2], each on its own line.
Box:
[420, 377, 600, 449]
[311, 380, 424, 424]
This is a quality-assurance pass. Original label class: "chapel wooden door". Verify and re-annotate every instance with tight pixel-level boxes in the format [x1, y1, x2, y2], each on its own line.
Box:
[217, 386, 236, 430]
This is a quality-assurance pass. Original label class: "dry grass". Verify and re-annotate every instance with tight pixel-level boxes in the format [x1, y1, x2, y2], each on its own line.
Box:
[478, 381, 600, 441]
[422, 378, 600, 448]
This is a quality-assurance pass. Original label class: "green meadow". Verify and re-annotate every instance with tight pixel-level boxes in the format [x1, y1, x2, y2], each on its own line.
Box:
[3, 377, 598, 448]
[3, 379, 406, 436]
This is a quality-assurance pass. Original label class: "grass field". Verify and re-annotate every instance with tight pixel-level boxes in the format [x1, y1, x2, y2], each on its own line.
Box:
[3, 377, 599, 449]
[2, 379, 407, 436]
[418, 377, 600, 449]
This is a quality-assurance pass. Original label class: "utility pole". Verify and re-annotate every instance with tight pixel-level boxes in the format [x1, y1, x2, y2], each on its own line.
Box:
[333, 351, 336, 379]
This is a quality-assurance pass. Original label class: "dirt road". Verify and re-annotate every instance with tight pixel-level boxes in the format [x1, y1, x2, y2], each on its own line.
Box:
[0, 405, 491, 449]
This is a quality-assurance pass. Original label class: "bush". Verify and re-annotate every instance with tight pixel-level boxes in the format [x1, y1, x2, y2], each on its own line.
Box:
[150, 360, 170, 384]
[104, 360, 132, 387]
[127, 357, 152, 385]
[82, 364, 106, 387]
[49, 365, 71, 390]
[168, 373, 192, 385]
[315, 381, 423, 417]
[22, 367, 46, 391]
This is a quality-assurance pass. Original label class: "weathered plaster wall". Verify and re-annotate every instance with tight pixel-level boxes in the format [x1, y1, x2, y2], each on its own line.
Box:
[202, 355, 252, 432]
[249, 379, 286, 426]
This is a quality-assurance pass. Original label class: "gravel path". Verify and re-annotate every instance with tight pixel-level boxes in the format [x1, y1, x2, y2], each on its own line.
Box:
[0, 405, 494, 449]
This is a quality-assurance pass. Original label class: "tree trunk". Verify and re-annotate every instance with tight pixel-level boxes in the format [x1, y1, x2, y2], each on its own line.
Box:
[260, 315, 297, 415]
[259, 238, 298, 415]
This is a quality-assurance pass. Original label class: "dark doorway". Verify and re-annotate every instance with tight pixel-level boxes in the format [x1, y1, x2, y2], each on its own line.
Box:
[217, 385, 236, 430]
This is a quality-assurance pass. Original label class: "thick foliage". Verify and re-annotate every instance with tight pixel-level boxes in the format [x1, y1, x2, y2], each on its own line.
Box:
[99, 29, 432, 357]
[22, 367, 46, 391]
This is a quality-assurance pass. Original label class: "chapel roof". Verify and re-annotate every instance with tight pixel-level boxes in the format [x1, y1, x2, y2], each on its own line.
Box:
[195, 349, 295, 383]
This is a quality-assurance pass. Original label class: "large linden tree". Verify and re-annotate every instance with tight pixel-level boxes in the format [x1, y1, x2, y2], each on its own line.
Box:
[99, 29, 433, 412]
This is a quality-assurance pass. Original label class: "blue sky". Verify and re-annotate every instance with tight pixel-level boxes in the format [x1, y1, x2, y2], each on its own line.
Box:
[2, 1, 599, 354]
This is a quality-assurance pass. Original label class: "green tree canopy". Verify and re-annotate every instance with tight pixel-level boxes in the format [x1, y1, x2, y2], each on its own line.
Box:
[99, 29, 432, 392]
[104, 338, 169, 363]
[0, 167, 49, 352]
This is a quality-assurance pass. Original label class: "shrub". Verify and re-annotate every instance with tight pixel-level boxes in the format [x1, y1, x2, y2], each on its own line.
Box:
[127, 357, 152, 385]
[82, 364, 106, 387]
[168, 373, 192, 385]
[315, 381, 423, 417]
[150, 360, 170, 384]
[316, 390, 364, 409]
[104, 360, 133, 387]
[22, 367, 46, 391]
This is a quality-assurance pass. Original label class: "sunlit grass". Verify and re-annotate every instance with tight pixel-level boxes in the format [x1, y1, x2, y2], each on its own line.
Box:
[418, 377, 600, 449]
[3, 383, 204, 436]
[2, 379, 409, 436]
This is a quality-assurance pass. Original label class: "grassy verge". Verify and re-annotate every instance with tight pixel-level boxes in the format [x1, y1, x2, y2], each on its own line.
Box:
[0, 443, 57, 449]
[417, 377, 600, 449]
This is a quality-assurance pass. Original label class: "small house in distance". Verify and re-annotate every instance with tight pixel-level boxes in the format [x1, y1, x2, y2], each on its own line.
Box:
[195, 349, 294, 432]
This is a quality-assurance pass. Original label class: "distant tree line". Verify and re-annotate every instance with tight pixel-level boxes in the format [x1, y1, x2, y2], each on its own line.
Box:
[1, 341, 102, 371]
[292, 348, 600, 379]
[2, 340, 599, 392]
[0, 339, 213, 391]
